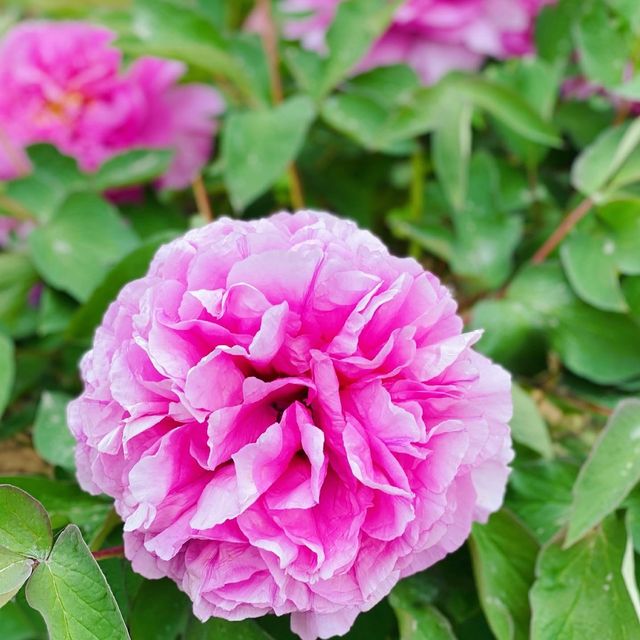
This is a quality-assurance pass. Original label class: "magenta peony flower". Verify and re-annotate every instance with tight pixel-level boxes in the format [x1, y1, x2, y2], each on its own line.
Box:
[0, 21, 224, 188]
[279, 0, 554, 84]
[68, 211, 513, 640]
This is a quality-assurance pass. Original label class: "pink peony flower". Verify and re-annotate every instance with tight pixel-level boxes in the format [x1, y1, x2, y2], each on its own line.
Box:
[279, 0, 554, 84]
[68, 210, 513, 640]
[0, 21, 224, 188]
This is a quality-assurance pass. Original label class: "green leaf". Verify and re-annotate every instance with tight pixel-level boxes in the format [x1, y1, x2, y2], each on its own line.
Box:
[531, 514, 640, 639]
[388, 582, 456, 640]
[0, 254, 38, 339]
[572, 121, 640, 198]
[575, 1, 631, 87]
[92, 150, 173, 190]
[32, 392, 75, 472]
[37, 289, 76, 337]
[0, 333, 14, 421]
[561, 231, 628, 312]
[296, 0, 400, 99]
[510, 385, 553, 458]
[28, 192, 138, 302]
[535, 0, 579, 63]
[507, 460, 579, 544]
[0, 477, 111, 541]
[566, 399, 640, 546]
[186, 617, 274, 640]
[448, 154, 523, 290]
[26, 525, 129, 640]
[222, 96, 315, 210]
[5, 145, 85, 223]
[470, 510, 538, 640]
[433, 101, 472, 211]
[129, 579, 189, 640]
[321, 78, 442, 151]
[471, 299, 548, 375]
[0, 598, 45, 640]
[0, 485, 51, 560]
[482, 263, 640, 385]
[597, 200, 640, 275]
[129, 0, 256, 104]
[66, 232, 177, 340]
[443, 74, 561, 147]
[0, 549, 33, 609]
[623, 276, 640, 321]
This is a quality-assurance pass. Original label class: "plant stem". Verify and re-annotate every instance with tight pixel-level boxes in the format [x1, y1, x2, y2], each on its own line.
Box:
[192, 175, 214, 222]
[92, 546, 125, 562]
[531, 197, 593, 264]
[89, 507, 121, 552]
[256, 0, 306, 210]
[0, 193, 36, 221]
[408, 145, 426, 259]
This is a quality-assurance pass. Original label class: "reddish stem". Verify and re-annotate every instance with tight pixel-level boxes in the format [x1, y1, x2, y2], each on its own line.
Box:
[92, 546, 125, 561]
[531, 197, 593, 264]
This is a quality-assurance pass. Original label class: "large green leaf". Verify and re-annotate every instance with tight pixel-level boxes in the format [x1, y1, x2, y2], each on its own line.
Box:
[32, 392, 75, 472]
[0, 485, 51, 561]
[530, 514, 640, 639]
[28, 193, 138, 302]
[26, 525, 129, 640]
[566, 399, 640, 546]
[510, 385, 553, 458]
[470, 510, 539, 640]
[222, 96, 315, 210]
[0, 333, 14, 421]
[389, 581, 456, 640]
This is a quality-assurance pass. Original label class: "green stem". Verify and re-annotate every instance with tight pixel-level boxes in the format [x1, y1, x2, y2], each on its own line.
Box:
[408, 145, 426, 259]
[89, 507, 121, 552]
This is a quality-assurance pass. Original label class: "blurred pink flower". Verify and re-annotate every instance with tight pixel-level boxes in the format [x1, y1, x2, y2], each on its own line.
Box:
[0, 216, 33, 249]
[279, 0, 554, 84]
[0, 21, 224, 188]
[69, 211, 512, 640]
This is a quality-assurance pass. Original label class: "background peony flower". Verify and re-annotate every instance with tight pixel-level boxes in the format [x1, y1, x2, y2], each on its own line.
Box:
[68, 210, 513, 640]
[279, 0, 554, 84]
[0, 216, 33, 249]
[0, 21, 224, 188]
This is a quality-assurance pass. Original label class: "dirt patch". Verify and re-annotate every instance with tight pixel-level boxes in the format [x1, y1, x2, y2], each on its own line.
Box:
[0, 434, 52, 475]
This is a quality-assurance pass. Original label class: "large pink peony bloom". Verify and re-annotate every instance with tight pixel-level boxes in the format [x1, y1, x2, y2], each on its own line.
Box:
[280, 0, 554, 84]
[68, 211, 512, 640]
[0, 21, 224, 189]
